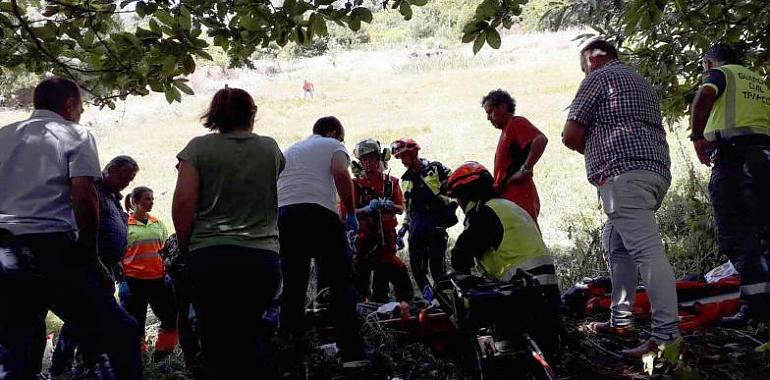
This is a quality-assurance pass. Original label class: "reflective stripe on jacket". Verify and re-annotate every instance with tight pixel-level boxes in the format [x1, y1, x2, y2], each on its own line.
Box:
[705, 64, 770, 142]
[123, 214, 168, 279]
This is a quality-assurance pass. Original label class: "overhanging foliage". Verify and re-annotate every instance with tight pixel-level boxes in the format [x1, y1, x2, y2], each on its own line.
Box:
[543, 0, 770, 122]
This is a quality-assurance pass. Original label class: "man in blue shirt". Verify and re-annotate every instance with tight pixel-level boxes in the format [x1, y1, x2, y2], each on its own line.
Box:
[49, 156, 139, 376]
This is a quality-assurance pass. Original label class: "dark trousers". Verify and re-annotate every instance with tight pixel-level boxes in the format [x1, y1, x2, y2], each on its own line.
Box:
[408, 228, 448, 292]
[24, 315, 47, 379]
[118, 276, 178, 340]
[0, 231, 142, 380]
[186, 245, 281, 379]
[356, 254, 413, 303]
[710, 140, 770, 320]
[278, 203, 364, 361]
[168, 268, 200, 369]
[49, 322, 93, 376]
[51, 281, 117, 375]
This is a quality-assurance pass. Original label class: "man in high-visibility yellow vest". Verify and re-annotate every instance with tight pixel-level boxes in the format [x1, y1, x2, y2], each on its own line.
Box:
[446, 161, 561, 355]
[690, 43, 770, 326]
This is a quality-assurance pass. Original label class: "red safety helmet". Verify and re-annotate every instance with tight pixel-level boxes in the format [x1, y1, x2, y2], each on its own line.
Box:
[446, 161, 492, 198]
[391, 138, 420, 158]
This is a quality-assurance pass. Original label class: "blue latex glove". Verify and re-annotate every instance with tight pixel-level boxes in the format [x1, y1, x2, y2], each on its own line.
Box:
[396, 236, 405, 250]
[380, 199, 395, 211]
[346, 212, 359, 234]
[397, 224, 409, 238]
[368, 199, 381, 211]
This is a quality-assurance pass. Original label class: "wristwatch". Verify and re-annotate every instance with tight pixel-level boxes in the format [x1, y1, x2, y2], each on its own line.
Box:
[519, 165, 532, 174]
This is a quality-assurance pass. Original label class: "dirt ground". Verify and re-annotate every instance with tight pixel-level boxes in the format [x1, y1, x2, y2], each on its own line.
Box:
[271, 315, 770, 380]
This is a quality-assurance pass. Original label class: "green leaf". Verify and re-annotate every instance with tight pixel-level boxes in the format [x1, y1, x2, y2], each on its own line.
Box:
[472, 30, 486, 54]
[136, 1, 147, 17]
[173, 80, 194, 95]
[149, 80, 164, 92]
[399, 1, 413, 20]
[86, 53, 103, 69]
[486, 28, 501, 49]
[196, 50, 213, 60]
[240, 15, 261, 31]
[461, 31, 477, 43]
[179, 6, 192, 30]
[192, 38, 209, 48]
[155, 11, 175, 27]
[352, 8, 373, 24]
[164, 87, 177, 103]
[182, 55, 196, 72]
[33, 21, 58, 39]
[311, 13, 328, 36]
[82, 30, 95, 47]
[662, 337, 682, 364]
[411, 0, 427, 6]
[149, 18, 161, 34]
[462, 20, 486, 34]
[162, 56, 176, 74]
[474, 0, 499, 19]
[755, 342, 770, 353]
[349, 17, 361, 31]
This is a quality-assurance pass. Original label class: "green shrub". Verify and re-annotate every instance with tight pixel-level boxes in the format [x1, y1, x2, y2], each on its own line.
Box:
[553, 207, 606, 290]
[520, 0, 577, 32]
[0, 69, 39, 108]
[657, 164, 720, 277]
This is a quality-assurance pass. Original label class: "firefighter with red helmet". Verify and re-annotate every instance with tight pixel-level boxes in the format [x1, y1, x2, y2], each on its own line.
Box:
[391, 138, 458, 295]
[447, 161, 560, 308]
[340, 139, 414, 303]
[446, 161, 562, 355]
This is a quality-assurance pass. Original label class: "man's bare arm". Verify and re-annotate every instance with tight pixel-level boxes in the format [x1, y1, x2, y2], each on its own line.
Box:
[562, 120, 586, 154]
[332, 151, 355, 213]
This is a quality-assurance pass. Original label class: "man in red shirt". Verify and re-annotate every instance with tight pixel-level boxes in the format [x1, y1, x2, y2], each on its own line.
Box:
[482, 89, 548, 222]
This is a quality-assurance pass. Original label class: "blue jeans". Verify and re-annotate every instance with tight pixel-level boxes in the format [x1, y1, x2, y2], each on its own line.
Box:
[710, 139, 770, 320]
[0, 231, 142, 380]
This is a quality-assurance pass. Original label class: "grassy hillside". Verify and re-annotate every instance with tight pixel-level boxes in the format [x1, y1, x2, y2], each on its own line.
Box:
[0, 28, 704, 258]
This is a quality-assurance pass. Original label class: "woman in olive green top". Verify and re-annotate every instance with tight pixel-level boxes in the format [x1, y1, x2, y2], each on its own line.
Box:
[172, 87, 285, 379]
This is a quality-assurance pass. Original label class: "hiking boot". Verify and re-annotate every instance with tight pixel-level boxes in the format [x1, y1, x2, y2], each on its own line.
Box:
[586, 321, 637, 340]
[621, 339, 660, 359]
[720, 304, 751, 328]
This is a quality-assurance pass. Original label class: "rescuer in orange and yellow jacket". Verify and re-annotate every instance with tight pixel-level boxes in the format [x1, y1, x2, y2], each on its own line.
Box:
[119, 186, 179, 362]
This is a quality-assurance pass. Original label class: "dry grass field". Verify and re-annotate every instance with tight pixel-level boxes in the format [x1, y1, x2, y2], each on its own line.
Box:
[0, 28, 704, 255]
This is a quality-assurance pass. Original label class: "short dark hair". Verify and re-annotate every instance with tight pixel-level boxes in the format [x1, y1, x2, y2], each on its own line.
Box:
[201, 87, 257, 133]
[33, 77, 81, 113]
[481, 89, 516, 114]
[705, 43, 739, 65]
[104, 155, 139, 172]
[312, 116, 343, 136]
[580, 39, 618, 59]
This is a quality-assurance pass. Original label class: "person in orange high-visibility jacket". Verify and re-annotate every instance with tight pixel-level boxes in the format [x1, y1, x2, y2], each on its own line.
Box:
[119, 186, 179, 362]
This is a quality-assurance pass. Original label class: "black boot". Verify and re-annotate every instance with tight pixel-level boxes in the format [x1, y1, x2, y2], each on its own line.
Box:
[720, 303, 751, 328]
